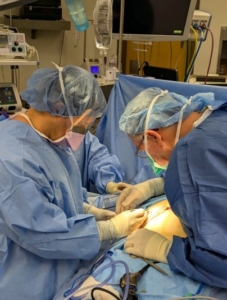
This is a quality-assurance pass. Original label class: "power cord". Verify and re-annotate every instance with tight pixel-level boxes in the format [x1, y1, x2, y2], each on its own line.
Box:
[26, 43, 40, 66]
[184, 26, 204, 82]
[91, 287, 121, 300]
[203, 27, 214, 84]
[139, 61, 149, 76]
[186, 26, 198, 75]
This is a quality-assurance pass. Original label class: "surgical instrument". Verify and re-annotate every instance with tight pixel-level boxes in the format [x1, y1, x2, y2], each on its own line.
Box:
[120, 264, 150, 300]
[130, 254, 169, 276]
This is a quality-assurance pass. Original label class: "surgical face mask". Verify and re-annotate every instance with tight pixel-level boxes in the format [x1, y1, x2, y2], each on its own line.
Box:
[13, 113, 90, 155]
[147, 156, 167, 175]
[67, 110, 97, 150]
[12, 112, 73, 144]
[70, 109, 97, 148]
[67, 132, 85, 151]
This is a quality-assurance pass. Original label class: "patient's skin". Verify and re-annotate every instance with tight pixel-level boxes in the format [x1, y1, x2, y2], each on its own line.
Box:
[143, 199, 187, 241]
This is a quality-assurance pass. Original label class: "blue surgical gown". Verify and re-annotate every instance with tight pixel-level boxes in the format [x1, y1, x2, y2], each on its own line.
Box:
[0, 119, 101, 300]
[165, 104, 227, 288]
[73, 132, 124, 194]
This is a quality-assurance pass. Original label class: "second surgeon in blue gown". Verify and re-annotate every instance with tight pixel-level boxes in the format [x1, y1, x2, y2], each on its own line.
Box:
[0, 65, 148, 300]
[118, 87, 227, 288]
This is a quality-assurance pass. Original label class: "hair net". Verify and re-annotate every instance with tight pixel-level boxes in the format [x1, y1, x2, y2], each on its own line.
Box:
[20, 65, 106, 117]
[119, 87, 215, 135]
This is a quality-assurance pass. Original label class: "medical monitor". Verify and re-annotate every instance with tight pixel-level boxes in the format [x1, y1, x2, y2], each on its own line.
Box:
[0, 83, 22, 113]
[143, 66, 179, 81]
[112, 0, 197, 42]
[84, 58, 102, 77]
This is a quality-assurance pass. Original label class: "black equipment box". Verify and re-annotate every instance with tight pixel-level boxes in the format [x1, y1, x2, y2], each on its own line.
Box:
[143, 66, 179, 81]
[25, 0, 61, 7]
[20, 6, 62, 20]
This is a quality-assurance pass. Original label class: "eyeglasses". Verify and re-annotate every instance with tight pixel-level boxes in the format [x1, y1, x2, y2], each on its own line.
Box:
[73, 115, 96, 134]
[135, 135, 147, 158]
[73, 122, 94, 134]
[73, 125, 88, 134]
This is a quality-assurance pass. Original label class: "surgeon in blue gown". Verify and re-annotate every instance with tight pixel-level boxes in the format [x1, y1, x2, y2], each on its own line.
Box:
[117, 87, 227, 288]
[0, 65, 148, 300]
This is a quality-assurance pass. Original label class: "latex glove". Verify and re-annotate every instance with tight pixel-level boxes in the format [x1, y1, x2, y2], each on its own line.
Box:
[116, 178, 165, 214]
[106, 181, 132, 194]
[83, 203, 116, 221]
[124, 228, 172, 263]
[97, 208, 148, 241]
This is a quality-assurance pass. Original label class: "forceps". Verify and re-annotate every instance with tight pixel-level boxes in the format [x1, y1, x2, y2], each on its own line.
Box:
[130, 254, 169, 276]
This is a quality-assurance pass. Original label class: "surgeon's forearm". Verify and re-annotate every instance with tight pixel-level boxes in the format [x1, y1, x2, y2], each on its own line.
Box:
[147, 177, 165, 197]
[96, 220, 117, 241]
[94, 167, 124, 194]
[88, 140, 124, 194]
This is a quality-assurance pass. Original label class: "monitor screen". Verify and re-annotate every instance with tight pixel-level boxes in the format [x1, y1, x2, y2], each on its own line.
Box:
[112, 0, 197, 41]
[90, 65, 100, 75]
[0, 84, 22, 113]
[0, 87, 17, 105]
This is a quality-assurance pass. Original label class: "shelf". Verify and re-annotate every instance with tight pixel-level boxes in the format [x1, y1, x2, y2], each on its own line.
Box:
[3, 18, 71, 38]
[4, 18, 71, 30]
[0, 59, 39, 66]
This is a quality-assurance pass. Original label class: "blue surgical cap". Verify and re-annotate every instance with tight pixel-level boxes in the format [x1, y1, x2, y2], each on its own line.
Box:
[119, 87, 215, 135]
[20, 65, 106, 117]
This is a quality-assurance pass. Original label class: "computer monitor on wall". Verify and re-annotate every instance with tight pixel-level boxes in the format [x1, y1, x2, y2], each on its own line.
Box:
[112, 0, 197, 42]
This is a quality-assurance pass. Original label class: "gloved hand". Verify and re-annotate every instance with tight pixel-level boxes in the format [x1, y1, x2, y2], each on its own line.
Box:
[124, 228, 172, 263]
[106, 181, 132, 194]
[96, 208, 148, 241]
[116, 178, 165, 214]
[83, 203, 116, 221]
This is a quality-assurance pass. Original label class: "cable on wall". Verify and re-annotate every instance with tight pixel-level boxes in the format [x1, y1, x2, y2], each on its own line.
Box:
[204, 27, 214, 84]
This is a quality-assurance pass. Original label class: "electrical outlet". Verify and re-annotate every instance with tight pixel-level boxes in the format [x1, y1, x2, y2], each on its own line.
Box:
[188, 10, 212, 41]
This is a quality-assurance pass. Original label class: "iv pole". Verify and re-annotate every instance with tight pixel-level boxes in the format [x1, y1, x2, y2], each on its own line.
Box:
[117, 0, 125, 72]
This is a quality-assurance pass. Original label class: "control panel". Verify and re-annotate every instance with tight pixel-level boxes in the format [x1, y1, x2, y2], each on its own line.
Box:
[188, 10, 212, 41]
[84, 58, 103, 77]
[0, 83, 22, 113]
[0, 33, 27, 57]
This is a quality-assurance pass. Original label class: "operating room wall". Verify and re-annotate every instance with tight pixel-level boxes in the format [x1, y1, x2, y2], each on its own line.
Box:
[193, 0, 227, 75]
[0, 0, 117, 92]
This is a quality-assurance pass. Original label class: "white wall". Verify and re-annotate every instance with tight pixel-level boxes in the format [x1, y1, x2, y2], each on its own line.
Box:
[193, 0, 227, 75]
[0, 0, 117, 92]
